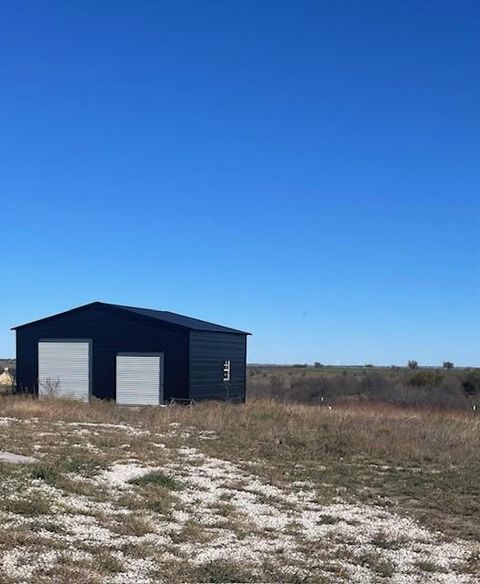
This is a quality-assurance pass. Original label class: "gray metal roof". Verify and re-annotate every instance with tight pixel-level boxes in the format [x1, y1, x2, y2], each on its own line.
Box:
[12, 301, 250, 334]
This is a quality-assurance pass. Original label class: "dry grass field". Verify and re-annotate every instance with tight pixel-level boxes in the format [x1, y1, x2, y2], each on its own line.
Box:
[248, 365, 480, 411]
[0, 396, 479, 583]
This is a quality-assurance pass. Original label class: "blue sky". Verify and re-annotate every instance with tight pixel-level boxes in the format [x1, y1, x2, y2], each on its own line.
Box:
[0, 1, 478, 365]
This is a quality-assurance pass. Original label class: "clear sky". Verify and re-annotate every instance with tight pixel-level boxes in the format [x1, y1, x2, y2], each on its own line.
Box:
[0, 1, 479, 365]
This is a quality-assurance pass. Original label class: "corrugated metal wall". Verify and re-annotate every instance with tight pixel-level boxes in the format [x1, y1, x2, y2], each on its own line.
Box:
[16, 305, 189, 401]
[188, 331, 246, 402]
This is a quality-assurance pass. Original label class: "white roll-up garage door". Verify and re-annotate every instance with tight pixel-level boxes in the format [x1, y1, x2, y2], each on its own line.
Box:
[116, 353, 164, 405]
[38, 341, 90, 401]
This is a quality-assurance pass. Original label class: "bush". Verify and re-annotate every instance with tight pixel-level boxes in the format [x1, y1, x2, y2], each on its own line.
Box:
[408, 371, 443, 388]
[462, 370, 480, 396]
[247, 366, 478, 410]
[290, 376, 332, 402]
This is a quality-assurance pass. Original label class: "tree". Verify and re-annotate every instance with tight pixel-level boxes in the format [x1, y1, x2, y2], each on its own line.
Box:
[314, 362, 324, 368]
[408, 360, 419, 370]
[443, 361, 454, 369]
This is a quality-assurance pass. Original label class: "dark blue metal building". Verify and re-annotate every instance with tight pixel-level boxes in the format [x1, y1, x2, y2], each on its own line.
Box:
[13, 302, 249, 404]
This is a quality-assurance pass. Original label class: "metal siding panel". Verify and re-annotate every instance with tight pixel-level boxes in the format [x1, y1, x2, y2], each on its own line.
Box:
[189, 332, 247, 401]
[38, 341, 90, 401]
[116, 354, 163, 405]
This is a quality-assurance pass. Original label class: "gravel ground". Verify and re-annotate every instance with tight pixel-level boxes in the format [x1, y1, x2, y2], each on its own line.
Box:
[0, 415, 478, 583]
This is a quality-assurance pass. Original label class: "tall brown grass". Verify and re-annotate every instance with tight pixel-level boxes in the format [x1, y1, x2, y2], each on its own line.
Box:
[1, 394, 479, 467]
[2, 394, 479, 539]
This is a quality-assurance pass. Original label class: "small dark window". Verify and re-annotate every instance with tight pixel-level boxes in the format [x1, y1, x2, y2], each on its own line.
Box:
[223, 359, 231, 382]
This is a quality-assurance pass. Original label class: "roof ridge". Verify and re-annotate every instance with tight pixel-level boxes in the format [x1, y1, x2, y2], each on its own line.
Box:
[12, 301, 250, 334]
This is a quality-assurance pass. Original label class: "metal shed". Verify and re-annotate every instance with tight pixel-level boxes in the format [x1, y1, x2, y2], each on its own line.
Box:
[12, 302, 249, 404]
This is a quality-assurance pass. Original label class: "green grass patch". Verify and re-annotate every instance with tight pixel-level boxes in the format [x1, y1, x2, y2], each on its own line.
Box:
[317, 514, 340, 525]
[30, 455, 101, 483]
[129, 470, 182, 491]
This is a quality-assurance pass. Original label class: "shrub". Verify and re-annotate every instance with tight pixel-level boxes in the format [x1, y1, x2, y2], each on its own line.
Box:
[268, 375, 286, 399]
[247, 366, 477, 410]
[360, 372, 397, 399]
[463, 370, 480, 396]
[290, 376, 333, 402]
[408, 371, 443, 388]
[39, 377, 61, 398]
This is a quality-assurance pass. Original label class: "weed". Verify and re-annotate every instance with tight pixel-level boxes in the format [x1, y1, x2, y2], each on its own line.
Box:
[97, 552, 124, 574]
[40, 556, 103, 584]
[213, 501, 237, 517]
[375, 558, 396, 578]
[0, 494, 51, 516]
[111, 514, 154, 536]
[371, 529, 406, 549]
[415, 559, 447, 573]
[0, 527, 32, 548]
[170, 520, 214, 545]
[31, 520, 65, 534]
[459, 550, 480, 574]
[317, 514, 340, 525]
[30, 464, 59, 483]
[129, 470, 182, 490]
[30, 455, 102, 487]
[191, 560, 256, 583]
[142, 484, 176, 515]
[357, 551, 396, 578]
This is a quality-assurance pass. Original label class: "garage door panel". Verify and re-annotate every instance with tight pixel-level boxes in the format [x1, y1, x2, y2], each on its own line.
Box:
[116, 354, 163, 405]
[38, 341, 90, 401]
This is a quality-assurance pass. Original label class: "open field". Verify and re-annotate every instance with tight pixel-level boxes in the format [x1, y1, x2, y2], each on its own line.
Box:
[248, 365, 480, 411]
[0, 396, 479, 583]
